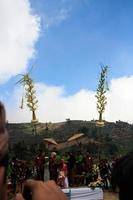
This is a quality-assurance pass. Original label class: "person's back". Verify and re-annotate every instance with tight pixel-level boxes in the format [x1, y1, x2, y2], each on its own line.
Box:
[111, 151, 133, 200]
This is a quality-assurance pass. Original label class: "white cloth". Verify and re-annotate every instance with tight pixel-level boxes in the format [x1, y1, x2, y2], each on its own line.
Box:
[64, 177, 69, 188]
[62, 187, 103, 200]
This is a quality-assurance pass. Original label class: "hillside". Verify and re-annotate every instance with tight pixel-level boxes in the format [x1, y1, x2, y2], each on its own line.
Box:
[7, 120, 133, 159]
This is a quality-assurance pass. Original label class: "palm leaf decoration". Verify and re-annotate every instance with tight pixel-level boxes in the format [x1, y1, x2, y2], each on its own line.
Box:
[17, 72, 38, 123]
[96, 65, 108, 127]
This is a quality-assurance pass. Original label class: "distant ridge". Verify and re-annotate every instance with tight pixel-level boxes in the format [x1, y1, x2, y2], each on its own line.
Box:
[8, 120, 133, 156]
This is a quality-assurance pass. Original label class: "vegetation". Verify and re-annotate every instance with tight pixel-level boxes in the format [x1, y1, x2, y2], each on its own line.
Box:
[8, 120, 133, 159]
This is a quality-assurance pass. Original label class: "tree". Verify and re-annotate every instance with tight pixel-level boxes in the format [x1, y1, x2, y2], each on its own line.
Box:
[95, 65, 108, 126]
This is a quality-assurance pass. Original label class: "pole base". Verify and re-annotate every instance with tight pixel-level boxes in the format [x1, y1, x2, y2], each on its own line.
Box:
[96, 120, 105, 127]
[31, 119, 38, 123]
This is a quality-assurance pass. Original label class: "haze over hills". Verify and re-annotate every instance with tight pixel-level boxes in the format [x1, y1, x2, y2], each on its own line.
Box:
[8, 119, 133, 158]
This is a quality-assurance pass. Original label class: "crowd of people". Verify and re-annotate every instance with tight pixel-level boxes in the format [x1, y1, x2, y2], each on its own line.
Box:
[0, 102, 68, 200]
[1, 102, 133, 200]
[7, 149, 119, 194]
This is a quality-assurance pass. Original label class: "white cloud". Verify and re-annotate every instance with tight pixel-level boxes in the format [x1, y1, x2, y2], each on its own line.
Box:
[42, 7, 70, 31]
[105, 76, 133, 123]
[55, 8, 70, 24]
[6, 75, 133, 123]
[0, 0, 40, 82]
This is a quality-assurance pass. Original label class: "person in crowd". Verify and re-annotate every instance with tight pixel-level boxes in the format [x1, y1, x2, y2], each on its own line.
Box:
[57, 158, 68, 188]
[111, 151, 133, 200]
[83, 152, 93, 172]
[10, 157, 18, 193]
[76, 151, 84, 175]
[49, 152, 58, 182]
[67, 152, 77, 186]
[99, 159, 111, 189]
[0, 102, 8, 200]
[10, 157, 32, 194]
[83, 152, 93, 184]
[34, 149, 45, 181]
[44, 156, 50, 181]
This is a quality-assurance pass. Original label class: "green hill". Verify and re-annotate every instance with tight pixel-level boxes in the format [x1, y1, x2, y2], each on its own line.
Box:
[8, 120, 133, 159]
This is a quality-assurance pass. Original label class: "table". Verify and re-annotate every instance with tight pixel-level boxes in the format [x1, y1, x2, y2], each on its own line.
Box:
[62, 187, 103, 200]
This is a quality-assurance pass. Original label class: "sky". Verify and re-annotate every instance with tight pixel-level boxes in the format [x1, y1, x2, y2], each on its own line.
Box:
[1, 0, 133, 123]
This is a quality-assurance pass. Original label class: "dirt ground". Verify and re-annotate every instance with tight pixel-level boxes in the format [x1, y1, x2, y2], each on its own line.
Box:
[104, 191, 119, 200]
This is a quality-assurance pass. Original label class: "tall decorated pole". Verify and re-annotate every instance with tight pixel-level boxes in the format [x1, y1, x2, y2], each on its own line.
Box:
[95, 65, 108, 159]
[17, 73, 38, 134]
[95, 65, 108, 127]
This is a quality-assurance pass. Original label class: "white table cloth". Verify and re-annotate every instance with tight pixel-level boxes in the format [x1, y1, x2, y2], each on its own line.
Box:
[62, 187, 103, 200]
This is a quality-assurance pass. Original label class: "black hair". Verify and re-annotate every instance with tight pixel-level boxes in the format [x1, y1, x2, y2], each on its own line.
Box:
[111, 151, 133, 200]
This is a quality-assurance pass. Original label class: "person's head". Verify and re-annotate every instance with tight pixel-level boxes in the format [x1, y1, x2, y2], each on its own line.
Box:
[111, 151, 133, 200]
[45, 156, 49, 163]
[86, 152, 90, 156]
[51, 152, 57, 158]
[61, 159, 65, 164]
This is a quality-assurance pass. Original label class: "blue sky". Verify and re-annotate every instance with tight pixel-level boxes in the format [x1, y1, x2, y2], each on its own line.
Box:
[1, 0, 133, 123]
[29, 0, 133, 93]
